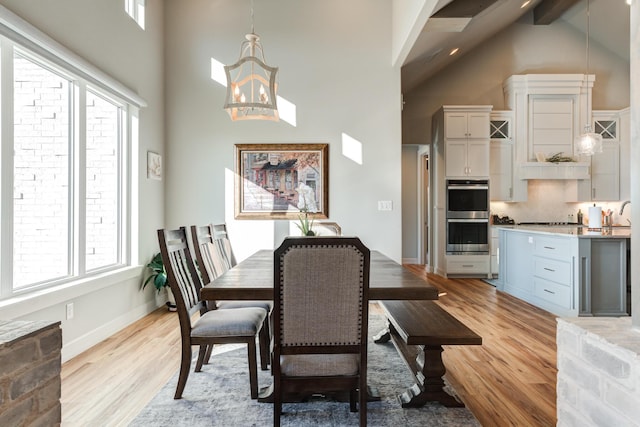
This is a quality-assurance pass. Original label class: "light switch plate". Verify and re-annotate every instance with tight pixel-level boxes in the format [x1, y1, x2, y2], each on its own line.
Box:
[378, 200, 393, 211]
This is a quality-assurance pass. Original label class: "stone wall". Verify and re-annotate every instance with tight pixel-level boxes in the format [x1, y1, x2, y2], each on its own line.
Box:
[0, 320, 62, 426]
[557, 317, 640, 426]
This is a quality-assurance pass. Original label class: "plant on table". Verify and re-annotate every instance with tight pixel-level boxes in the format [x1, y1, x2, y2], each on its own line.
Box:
[296, 205, 315, 236]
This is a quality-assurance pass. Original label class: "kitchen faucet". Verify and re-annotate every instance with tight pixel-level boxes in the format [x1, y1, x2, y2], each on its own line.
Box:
[619, 200, 631, 215]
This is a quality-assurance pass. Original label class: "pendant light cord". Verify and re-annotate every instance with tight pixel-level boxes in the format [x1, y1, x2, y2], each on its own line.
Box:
[586, 0, 590, 79]
[250, 0, 255, 34]
[585, 0, 591, 130]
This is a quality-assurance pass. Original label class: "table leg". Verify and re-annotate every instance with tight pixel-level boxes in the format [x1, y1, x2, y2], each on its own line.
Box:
[397, 344, 464, 408]
[373, 322, 391, 344]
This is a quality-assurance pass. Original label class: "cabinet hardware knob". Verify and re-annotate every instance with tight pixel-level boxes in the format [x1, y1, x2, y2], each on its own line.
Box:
[543, 246, 555, 250]
[543, 289, 555, 294]
[543, 267, 555, 272]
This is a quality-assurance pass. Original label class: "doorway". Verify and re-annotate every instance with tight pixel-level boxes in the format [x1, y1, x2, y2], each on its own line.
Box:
[417, 145, 432, 270]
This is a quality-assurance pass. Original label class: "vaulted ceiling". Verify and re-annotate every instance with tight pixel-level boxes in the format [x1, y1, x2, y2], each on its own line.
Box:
[401, 0, 630, 92]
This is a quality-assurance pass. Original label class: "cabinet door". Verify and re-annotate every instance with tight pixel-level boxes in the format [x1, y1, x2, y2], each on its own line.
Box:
[467, 140, 490, 177]
[591, 144, 620, 201]
[445, 113, 469, 139]
[467, 112, 490, 138]
[576, 115, 621, 202]
[445, 140, 468, 177]
[501, 230, 533, 293]
[490, 141, 512, 200]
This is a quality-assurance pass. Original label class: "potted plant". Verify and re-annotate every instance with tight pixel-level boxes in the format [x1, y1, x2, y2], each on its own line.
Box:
[142, 252, 176, 311]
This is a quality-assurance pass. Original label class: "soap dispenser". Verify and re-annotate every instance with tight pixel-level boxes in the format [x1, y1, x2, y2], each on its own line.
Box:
[577, 209, 583, 225]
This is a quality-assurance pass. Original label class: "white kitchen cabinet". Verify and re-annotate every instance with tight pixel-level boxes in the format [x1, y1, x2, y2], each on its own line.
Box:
[445, 111, 490, 139]
[442, 106, 491, 178]
[575, 111, 621, 202]
[489, 111, 516, 201]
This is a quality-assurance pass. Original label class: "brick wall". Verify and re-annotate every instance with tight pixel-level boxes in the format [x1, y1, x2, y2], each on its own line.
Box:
[0, 320, 62, 426]
[557, 317, 640, 426]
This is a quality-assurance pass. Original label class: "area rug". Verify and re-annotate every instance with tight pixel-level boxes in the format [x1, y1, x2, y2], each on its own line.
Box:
[130, 316, 480, 426]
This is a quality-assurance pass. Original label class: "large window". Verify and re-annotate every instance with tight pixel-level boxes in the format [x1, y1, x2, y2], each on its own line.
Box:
[1, 40, 136, 297]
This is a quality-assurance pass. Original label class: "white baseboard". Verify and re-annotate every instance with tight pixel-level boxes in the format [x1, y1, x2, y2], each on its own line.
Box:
[61, 300, 161, 363]
[402, 258, 419, 265]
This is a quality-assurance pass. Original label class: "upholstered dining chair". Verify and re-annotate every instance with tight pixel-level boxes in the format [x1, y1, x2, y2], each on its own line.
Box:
[272, 236, 370, 427]
[189, 224, 271, 369]
[157, 228, 267, 399]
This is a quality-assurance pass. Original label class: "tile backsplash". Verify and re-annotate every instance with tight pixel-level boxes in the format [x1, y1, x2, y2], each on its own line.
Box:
[491, 180, 632, 225]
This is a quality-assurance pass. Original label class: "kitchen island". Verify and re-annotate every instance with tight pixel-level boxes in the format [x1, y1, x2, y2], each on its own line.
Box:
[496, 225, 631, 317]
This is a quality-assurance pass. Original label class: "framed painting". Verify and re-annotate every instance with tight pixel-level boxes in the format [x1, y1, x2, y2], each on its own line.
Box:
[147, 151, 162, 180]
[235, 143, 329, 220]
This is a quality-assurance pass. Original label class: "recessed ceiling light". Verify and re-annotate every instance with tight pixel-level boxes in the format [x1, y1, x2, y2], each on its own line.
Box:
[521, 0, 531, 8]
[449, 48, 459, 56]
[626, 0, 632, 5]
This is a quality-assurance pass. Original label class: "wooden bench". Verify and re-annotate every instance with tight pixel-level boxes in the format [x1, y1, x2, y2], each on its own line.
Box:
[374, 300, 482, 408]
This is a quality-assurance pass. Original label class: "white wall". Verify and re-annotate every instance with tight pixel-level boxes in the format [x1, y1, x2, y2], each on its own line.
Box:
[400, 11, 630, 261]
[0, 0, 165, 360]
[164, 0, 403, 261]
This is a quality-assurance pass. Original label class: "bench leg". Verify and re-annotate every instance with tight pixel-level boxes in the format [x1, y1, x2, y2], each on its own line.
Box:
[398, 344, 464, 408]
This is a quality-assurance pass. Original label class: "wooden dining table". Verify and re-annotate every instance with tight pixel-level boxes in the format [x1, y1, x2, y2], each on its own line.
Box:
[199, 248, 441, 403]
[200, 249, 440, 302]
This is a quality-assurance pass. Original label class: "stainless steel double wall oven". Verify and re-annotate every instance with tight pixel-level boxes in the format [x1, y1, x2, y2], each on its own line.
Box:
[446, 179, 489, 254]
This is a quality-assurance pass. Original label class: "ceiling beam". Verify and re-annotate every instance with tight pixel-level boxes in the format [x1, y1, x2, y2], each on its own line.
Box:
[533, 0, 581, 25]
[433, 0, 499, 18]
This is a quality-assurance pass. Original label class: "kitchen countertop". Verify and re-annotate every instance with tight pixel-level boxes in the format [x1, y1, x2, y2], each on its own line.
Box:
[495, 224, 632, 239]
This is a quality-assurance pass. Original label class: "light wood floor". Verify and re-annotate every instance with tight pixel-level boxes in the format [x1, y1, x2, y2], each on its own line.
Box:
[60, 269, 557, 426]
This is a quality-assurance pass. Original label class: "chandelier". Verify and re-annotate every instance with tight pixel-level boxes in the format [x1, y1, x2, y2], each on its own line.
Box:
[574, 0, 602, 156]
[223, 1, 279, 121]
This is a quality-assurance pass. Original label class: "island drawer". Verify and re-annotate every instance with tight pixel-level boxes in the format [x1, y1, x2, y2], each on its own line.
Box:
[533, 277, 571, 308]
[533, 257, 571, 285]
[533, 236, 572, 260]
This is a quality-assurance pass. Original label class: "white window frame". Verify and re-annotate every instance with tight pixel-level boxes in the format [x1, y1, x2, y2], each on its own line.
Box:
[0, 6, 145, 309]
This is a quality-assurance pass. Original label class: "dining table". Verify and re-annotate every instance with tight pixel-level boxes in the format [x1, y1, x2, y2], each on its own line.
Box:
[200, 249, 440, 302]
[200, 248, 441, 403]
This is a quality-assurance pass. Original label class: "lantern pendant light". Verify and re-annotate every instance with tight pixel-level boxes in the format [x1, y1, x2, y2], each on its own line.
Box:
[224, 0, 279, 121]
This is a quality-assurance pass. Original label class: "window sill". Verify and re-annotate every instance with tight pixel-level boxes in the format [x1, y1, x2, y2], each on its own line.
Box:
[0, 266, 143, 319]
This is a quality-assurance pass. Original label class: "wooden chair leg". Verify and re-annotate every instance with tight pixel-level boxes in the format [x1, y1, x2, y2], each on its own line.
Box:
[274, 382, 281, 427]
[359, 381, 367, 426]
[195, 344, 207, 372]
[174, 343, 192, 399]
[203, 344, 213, 365]
[259, 320, 269, 370]
[248, 341, 258, 399]
[349, 388, 357, 412]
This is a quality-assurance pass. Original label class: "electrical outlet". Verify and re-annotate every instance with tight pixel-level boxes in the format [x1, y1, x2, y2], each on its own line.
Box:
[66, 302, 74, 320]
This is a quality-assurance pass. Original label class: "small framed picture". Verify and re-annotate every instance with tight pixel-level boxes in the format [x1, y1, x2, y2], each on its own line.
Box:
[147, 151, 162, 180]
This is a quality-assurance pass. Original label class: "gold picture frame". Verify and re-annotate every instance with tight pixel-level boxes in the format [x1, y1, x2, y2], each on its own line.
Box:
[235, 143, 329, 220]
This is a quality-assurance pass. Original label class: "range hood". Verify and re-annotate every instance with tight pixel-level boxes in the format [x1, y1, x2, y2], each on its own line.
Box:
[518, 162, 590, 180]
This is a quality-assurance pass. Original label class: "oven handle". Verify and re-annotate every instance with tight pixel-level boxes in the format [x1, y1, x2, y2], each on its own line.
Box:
[447, 218, 489, 223]
[447, 184, 489, 190]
